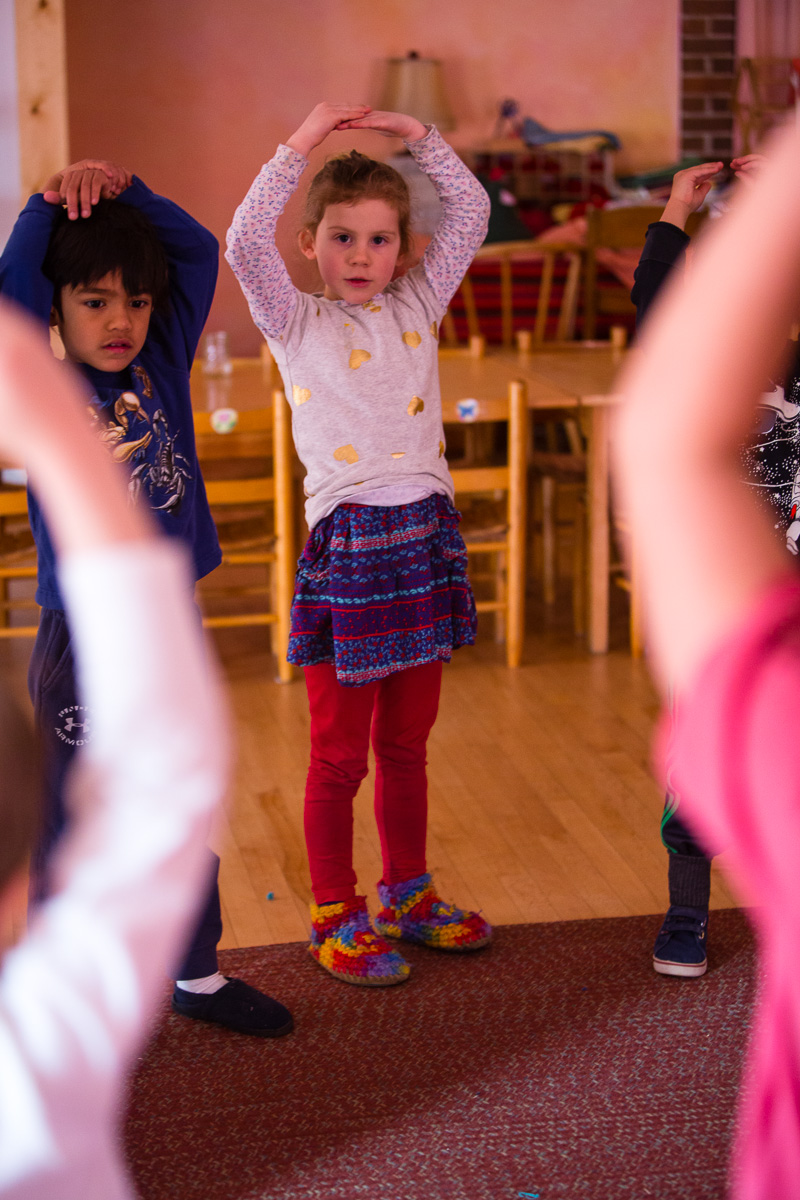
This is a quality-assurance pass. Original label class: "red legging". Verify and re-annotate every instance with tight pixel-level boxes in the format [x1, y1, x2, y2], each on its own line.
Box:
[303, 660, 443, 904]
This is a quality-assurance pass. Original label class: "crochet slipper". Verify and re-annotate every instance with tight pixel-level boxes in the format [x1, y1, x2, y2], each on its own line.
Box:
[309, 895, 411, 986]
[375, 873, 492, 951]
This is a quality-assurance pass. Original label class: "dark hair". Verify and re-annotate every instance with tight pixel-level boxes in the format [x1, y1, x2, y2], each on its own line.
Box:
[0, 682, 41, 891]
[43, 199, 170, 314]
[303, 151, 412, 258]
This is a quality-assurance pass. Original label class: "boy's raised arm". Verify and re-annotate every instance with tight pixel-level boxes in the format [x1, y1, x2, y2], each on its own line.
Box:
[108, 172, 219, 369]
[613, 124, 800, 693]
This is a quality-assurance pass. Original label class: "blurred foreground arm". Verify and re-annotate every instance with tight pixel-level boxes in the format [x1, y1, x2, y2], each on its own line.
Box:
[0, 303, 229, 1196]
[613, 124, 800, 694]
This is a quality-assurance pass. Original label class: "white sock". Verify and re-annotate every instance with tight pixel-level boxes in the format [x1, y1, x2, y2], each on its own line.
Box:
[175, 971, 228, 995]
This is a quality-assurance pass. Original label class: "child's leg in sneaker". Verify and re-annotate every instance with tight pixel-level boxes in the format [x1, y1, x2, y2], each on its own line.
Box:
[654, 794, 712, 977]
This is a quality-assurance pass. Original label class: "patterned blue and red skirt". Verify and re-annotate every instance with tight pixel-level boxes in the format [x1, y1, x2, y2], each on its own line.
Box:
[287, 493, 477, 687]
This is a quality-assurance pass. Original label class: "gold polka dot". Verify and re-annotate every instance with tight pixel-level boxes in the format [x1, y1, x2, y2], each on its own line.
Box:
[293, 385, 311, 406]
[362, 302, 381, 313]
[391, 452, 405, 459]
[430, 321, 439, 339]
[402, 331, 422, 348]
[407, 396, 424, 416]
[349, 349, 371, 369]
[333, 444, 359, 464]
[438, 441, 445, 457]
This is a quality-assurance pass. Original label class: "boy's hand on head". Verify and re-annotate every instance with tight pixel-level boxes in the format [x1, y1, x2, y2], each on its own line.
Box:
[337, 111, 428, 143]
[43, 159, 133, 220]
[286, 103, 372, 160]
[661, 161, 724, 229]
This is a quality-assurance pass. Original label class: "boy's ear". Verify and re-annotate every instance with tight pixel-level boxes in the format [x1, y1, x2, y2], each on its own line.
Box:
[298, 229, 317, 261]
[49, 306, 59, 328]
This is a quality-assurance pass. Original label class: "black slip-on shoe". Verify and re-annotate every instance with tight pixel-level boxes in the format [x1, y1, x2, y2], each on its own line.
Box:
[171, 977, 294, 1037]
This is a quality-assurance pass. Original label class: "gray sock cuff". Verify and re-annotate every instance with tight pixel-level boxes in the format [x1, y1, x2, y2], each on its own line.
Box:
[668, 852, 711, 910]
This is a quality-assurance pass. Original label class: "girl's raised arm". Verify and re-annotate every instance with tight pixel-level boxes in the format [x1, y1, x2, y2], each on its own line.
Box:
[227, 104, 371, 340]
[613, 121, 800, 694]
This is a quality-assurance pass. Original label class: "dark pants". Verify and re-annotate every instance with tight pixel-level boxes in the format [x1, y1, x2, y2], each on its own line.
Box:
[661, 789, 712, 911]
[659, 691, 712, 911]
[28, 607, 222, 979]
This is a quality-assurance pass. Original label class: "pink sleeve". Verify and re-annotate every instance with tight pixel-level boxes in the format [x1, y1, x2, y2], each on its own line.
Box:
[665, 575, 800, 1200]
[225, 145, 305, 338]
[406, 126, 490, 312]
[666, 574, 800, 912]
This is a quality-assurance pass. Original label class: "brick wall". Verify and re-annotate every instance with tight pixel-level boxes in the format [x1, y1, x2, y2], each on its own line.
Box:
[682, 0, 737, 158]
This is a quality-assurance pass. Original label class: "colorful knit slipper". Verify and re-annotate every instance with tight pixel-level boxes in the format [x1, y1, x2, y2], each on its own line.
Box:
[375, 873, 492, 951]
[309, 895, 411, 986]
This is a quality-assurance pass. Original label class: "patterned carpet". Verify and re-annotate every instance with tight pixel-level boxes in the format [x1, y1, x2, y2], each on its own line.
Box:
[124, 910, 756, 1200]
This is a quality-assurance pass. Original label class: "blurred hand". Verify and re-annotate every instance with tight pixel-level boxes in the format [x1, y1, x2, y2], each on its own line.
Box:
[731, 154, 768, 186]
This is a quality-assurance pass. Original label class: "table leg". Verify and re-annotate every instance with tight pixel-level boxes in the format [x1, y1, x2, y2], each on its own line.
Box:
[587, 405, 610, 653]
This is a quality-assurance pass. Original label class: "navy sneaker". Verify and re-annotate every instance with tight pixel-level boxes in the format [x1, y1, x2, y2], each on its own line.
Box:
[172, 977, 294, 1037]
[653, 906, 708, 978]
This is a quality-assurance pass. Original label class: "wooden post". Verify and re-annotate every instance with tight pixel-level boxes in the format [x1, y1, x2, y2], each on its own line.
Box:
[506, 379, 527, 668]
[500, 255, 513, 347]
[14, 0, 69, 202]
[272, 388, 295, 683]
[587, 404, 610, 653]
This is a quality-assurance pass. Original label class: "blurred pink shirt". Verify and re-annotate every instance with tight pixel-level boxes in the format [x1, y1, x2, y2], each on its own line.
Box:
[666, 574, 800, 1200]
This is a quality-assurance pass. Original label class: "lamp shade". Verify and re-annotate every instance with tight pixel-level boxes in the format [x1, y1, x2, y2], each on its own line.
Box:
[380, 52, 455, 131]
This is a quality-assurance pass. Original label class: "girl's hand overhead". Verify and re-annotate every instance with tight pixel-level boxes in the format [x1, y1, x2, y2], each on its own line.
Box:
[286, 103, 373, 160]
[338, 110, 428, 143]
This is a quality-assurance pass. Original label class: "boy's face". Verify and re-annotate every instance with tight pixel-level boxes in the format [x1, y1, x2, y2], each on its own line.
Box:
[51, 270, 153, 372]
[301, 198, 402, 304]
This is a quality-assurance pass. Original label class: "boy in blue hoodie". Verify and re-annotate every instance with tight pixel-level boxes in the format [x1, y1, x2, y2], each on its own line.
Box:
[0, 158, 292, 1037]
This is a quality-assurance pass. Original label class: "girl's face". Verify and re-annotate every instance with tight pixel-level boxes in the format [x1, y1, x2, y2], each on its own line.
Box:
[301, 198, 402, 304]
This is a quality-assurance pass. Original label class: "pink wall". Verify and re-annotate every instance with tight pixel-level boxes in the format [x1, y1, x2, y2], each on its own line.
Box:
[65, 0, 679, 355]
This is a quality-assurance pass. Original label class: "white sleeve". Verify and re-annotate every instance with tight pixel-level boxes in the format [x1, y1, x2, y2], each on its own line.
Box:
[407, 126, 490, 312]
[0, 540, 230, 1198]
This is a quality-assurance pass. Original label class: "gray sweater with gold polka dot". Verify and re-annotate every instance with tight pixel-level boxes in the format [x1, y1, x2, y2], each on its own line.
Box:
[226, 127, 490, 528]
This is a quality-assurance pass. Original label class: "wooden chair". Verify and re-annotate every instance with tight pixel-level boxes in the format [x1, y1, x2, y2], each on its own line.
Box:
[583, 206, 706, 339]
[0, 480, 38, 639]
[442, 378, 528, 667]
[442, 240, 583, 350]
[194, 388, 295, 682]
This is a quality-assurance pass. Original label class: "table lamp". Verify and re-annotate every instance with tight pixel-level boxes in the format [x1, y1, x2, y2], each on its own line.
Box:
[379, 51, 455, 131]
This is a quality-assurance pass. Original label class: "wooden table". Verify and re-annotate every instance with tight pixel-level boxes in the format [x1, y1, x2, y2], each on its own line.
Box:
[192, 348, 625, 653]
[439, 345, 625, 653]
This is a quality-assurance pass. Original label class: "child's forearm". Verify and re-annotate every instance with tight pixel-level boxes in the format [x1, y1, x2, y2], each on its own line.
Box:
[225, 148, 302, 339]
[117, 176, 218, 267]
[409, 129, 490, 310]
[614, 123, 800, 691]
